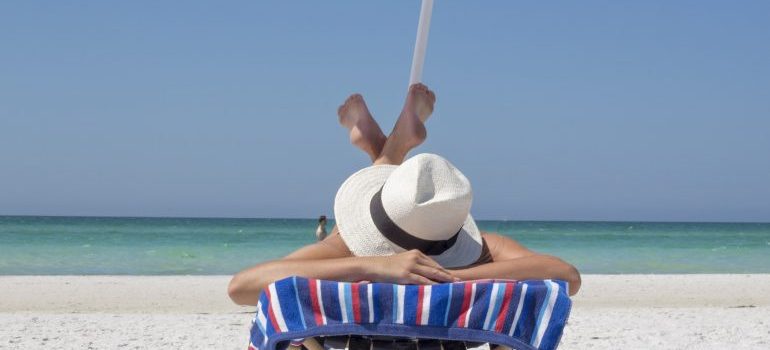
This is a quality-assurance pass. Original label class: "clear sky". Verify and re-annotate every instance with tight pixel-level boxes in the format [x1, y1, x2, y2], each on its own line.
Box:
[1, 1, 769, 222]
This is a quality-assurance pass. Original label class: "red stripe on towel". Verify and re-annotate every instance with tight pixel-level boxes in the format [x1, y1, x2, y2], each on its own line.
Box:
[415, 285, 424, 324]
[351, 283, 361, 323]
[308, 279, 323, 326]
[495, 282, 515, 332]
[457, 283, 473, 327]
[264, 288, 282, 333]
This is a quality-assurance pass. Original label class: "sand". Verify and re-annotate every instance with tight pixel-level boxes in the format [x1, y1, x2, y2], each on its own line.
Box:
[1, 275, 769, 349]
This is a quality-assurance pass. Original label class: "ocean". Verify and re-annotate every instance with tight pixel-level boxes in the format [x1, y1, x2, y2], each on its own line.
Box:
[0, 216, 768, 275]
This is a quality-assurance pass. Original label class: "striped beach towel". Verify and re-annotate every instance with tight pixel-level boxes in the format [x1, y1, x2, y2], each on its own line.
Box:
[249, 277, 571, 350]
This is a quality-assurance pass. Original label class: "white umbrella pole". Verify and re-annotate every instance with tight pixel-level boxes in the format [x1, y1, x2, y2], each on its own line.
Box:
[408, 0, 434, 87]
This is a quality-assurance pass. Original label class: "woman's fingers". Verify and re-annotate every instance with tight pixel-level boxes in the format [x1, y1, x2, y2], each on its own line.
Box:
[391, 250, 459, 284]
[417, 256, 459, 280]
[413, 263, 455, 283]
[417, 255, 446, 271]
[416, 254, 435, 265]
[407, 273, 435, 285]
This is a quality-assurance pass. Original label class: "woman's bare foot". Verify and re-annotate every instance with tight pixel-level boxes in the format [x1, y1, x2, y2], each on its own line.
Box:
[338, 94, 387, 161]
[393, 84, 435, 147]
[408, 83, 436, 123]
[374, 84, 436, 165]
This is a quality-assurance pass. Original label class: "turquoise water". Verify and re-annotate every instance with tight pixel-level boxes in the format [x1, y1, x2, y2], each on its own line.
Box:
[1, 216, 768, 275]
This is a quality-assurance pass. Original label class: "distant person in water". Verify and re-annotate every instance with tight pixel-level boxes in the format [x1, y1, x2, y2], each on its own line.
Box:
[315, 215, 327, 241]
[228, 84, 581, 306]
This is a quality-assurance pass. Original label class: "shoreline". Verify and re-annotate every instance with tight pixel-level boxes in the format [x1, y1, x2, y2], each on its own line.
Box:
[2, 274, 769, 313]
[1, 275, 769, 349]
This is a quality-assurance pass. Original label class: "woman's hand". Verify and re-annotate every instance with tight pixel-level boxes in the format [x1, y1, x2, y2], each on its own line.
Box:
[364, 250, 459, 284]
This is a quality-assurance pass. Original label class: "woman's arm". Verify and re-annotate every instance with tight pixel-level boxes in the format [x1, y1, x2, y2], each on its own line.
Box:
[451, 233, 582, 296]
[227, 233, 456, 306]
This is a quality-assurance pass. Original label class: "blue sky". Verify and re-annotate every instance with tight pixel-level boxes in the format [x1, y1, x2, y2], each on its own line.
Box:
[1, 1, 768, 222]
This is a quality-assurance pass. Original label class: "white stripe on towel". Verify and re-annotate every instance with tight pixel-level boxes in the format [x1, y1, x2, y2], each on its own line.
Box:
[509, 283, 528, 336]
[463, 283, 477, 328]
[367, 284, 375, 323]
[532, 280, 559, 348]
[420, 285, 432, 325]
[268, 284, 288, 332]
[396, 285, 406, 324]
[483, 283, 500, 330]
[316, 280, 327, 325]
[338, 284, 348, 323]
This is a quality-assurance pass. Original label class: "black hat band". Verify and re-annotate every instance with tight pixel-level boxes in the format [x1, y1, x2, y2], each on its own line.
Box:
[369, 187, 460, 256]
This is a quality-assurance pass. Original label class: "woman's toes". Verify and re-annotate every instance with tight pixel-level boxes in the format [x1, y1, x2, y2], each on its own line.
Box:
[347, 94, 363, 105]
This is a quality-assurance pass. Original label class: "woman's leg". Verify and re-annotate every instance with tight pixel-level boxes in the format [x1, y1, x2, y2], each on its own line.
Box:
[339, 84, 436, 166]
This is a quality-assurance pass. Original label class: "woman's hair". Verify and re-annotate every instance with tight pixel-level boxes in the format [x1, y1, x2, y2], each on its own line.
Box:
[318, 215, 327, 223]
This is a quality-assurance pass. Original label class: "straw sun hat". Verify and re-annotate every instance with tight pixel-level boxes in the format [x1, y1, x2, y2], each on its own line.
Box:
[334, 153, 483, 268]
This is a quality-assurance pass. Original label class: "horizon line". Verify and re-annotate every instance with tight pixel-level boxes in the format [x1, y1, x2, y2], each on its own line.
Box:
[1, 214, 768, 225]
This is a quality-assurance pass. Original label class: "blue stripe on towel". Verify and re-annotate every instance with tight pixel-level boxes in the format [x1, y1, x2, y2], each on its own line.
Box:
[343, 283, 354, 323]
[447, 283, 466, 327]
[443, 282, 454, 326]
[320, 280, 341, 324]
[358, 283, 369, 323]
[261, 292, 277, 337]
[404, 285, 419, 325]
[250, 293, 270, 346]
[468, 283, 492, 329]
[372, 282, 382, 323]
[378, 283, 394, 323]
[531, 280, 555, 347]
[540, 280, 571, 350]
[429, 283, 450, 326]
[296, 278, 316, 328]
[485, 283, 507, 331]
[512, 281, 535, 339]
[500, 282, 522, 336]
[391, 284, 399, 323]
[290, 277, 306, 329]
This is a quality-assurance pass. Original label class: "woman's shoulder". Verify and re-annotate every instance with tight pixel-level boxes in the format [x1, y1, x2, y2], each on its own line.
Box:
[480, 231, 508, 248]
[480, 231, 535, 260]
[321, 232, 352, 254]
[284, 232, 353, 260]
[481, 231, 527, 246]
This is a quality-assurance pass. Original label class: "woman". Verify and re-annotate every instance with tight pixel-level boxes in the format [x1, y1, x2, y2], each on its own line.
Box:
[228, 84, 581, 306]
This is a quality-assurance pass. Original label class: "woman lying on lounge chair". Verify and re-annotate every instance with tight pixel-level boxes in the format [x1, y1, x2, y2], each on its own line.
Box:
[228, 84, 581, 306]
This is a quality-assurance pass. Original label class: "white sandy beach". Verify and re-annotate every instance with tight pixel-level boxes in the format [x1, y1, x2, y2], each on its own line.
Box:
[1, 275, 768, 349]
